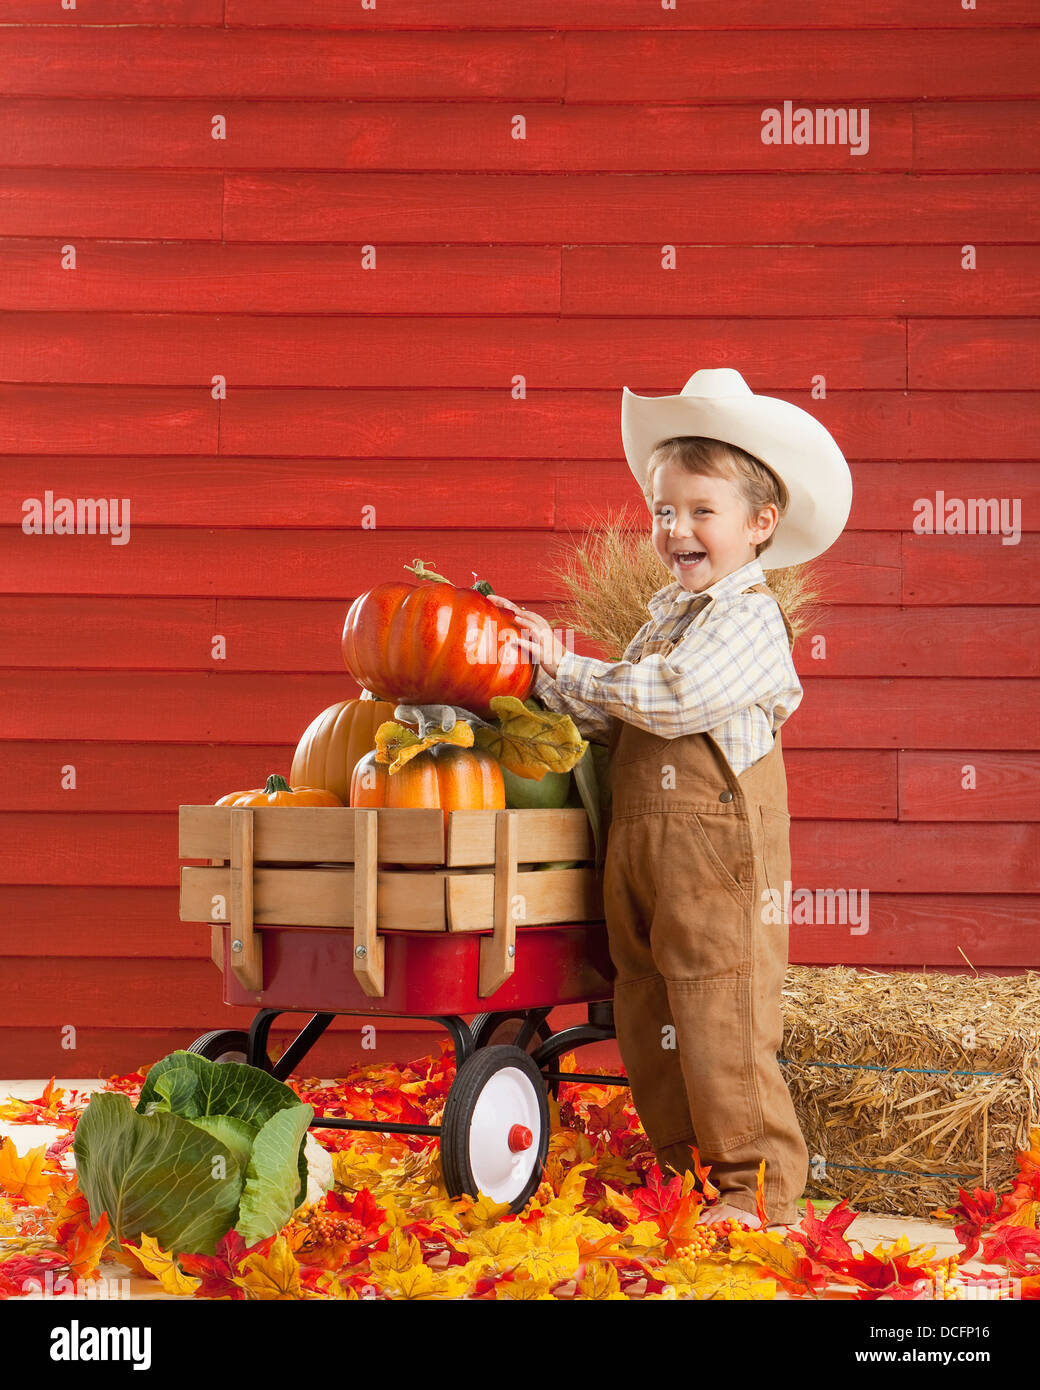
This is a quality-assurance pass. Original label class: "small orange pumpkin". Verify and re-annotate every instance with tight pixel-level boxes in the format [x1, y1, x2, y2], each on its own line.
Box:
[349, 743, 505, 836]
[290, 697, 399, 804]
[216, 774, 343, 808]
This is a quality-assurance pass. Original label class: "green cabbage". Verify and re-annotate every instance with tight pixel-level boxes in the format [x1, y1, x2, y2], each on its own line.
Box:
[73, 1050, 314, 1256]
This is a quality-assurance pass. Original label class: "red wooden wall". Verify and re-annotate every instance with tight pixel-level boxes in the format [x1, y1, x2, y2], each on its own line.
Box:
[1, 4, 1038, 1077]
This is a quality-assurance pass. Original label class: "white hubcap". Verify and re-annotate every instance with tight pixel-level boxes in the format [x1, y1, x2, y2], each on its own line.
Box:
[467, 1066, 542, 1204]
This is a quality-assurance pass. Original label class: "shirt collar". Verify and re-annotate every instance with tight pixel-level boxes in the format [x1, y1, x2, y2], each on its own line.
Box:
[647, 557, 768, 618]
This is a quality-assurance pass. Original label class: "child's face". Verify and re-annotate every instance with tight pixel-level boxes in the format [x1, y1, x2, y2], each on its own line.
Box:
[650, 459, 778, 593]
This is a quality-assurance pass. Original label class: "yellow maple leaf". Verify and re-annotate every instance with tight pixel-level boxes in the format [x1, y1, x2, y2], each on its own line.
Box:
[368, 1227, 422, 1276]
[576, 1260, 628, 1300]
[379, 1263, 469, 1300]
[460, 1221, 530, 1264]
[598, 1183, 642, 1224]
[689, 1262, 778, 1301]
[234, 1236, 303, 1300]
[0, 1137, 57, 1206]
[374, 719, 474, 774]
[495, 1276, 557, 1300]
[555, 1161, 594, 1212]
[510, 1215, 581, 1282]
[726, 1230, 821, 1296]
[454, 1191, 514, 1231]
[127, 1233, 201, 1297]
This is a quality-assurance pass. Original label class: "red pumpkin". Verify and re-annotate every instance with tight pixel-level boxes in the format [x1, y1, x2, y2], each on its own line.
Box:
[341, 561, 533, 718]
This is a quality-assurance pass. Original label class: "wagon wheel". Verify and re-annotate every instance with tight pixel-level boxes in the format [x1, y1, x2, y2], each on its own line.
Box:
[469, 1010, 553, 1055]
[187, 1029, 259, 1068]
[440, 1045, 549, 1214]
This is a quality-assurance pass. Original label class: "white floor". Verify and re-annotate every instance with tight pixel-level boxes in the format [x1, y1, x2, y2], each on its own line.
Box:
[0, 1078, 999, 1300]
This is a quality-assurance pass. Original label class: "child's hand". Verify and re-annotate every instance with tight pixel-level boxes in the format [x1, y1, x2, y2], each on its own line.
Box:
[485, 594, 568, 680]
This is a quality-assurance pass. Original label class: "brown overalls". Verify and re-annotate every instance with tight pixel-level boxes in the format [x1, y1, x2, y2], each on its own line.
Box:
[601, 581, 808, 1224]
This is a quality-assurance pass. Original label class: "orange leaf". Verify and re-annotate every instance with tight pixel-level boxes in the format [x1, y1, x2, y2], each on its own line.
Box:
[0, 1137, 58, 1206]
[65, 1211, 111, 1283]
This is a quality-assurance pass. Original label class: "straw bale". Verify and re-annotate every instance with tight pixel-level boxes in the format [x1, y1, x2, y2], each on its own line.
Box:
[780, 965, 1040, 1217]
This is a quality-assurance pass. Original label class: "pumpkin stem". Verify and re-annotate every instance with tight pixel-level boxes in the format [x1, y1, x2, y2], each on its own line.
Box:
[264, 774, 292, 793]
[404, 558, 453, 585]
[404, 559, 496, 597]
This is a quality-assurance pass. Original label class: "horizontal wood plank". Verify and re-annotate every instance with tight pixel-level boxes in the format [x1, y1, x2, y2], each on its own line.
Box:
[4, 813, 1038, 890]
[13, 458, 1036, 531]
[10, 1, 1038, 26]
[0, 527, 900, 603]
[564, 246, 1040, 316]
[909, 320, 1040, 389]
[4, 601, 1037, 675]
[0, 314, 907, 390]
[0, 30, 564, 100]
[0, 97, 916, 172]
[11, 98, 1033, 174]
[0, 243, 559, 313]
[900, 752, 1040, 821]
[6, 386, 1037, 460]
[3, 673, 1036, 745]
[4, 886, 1037, 968]
[0, 743, 899, 818]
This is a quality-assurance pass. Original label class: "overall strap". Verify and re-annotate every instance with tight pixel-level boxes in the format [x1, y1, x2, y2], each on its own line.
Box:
[742, 581, 795, 653]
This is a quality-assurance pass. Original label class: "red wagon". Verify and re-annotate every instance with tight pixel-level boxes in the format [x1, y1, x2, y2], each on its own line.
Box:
[178, 801, 628, 1213]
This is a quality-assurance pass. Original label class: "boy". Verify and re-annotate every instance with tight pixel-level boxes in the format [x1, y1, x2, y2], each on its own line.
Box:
[488, 368, 852, 1229]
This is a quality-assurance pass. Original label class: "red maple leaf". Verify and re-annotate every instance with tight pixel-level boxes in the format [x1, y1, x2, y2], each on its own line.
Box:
[788, 1198, 858, 1265]
[631, 1165, 684, 1222]
[178, 1229, 275, 1299]
[979, 1225, 1040, 1275]
[937, 1185, 1002, 1261]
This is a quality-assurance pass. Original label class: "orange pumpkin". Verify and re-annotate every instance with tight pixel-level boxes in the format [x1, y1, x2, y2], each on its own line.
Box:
[216, 774, 343, 807]
[349, 743, 505, 836]
[289, 697, 399, 804]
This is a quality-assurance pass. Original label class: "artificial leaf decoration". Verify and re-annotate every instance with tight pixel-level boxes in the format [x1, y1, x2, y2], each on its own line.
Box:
[0, 1137, 58, 1207]
[475, 696, 588, 778]
[125, 1232, 201, 1296]
[373, 719, 475, 774]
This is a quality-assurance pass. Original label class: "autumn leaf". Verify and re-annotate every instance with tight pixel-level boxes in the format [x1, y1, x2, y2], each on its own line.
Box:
[64, 1211, 111, 1284]
[373, 718, 474, 774]
[979, 1224, 1040, 1275]
[234, 1236, 303, 1300]
[123, 1233, 200, 1297]
[0, 1138, 59, 1207]
[935, 1185, 1002, 1262]
[729, 1230, 830, 1297]
[788, 1197, 858, 1265]
[368, 1227, 423, 1276]
[178, 1229, 274, 1300]
[475, 696, 588, 778]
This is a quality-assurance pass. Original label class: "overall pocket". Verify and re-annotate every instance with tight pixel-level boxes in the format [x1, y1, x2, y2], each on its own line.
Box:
[758, 806, 792, 920]
[688, 811, 754, 905]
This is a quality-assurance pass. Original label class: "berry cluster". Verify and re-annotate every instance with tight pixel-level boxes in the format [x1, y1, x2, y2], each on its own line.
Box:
[674, 1215, 753, 1260]
[303, 1208, 366, 1246]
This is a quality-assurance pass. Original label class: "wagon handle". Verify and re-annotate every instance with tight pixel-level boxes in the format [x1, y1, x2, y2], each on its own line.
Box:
[478, 809, 519, 997]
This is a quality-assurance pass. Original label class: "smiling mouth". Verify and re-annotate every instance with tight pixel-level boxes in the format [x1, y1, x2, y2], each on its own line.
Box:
[672, 550, 706, 566]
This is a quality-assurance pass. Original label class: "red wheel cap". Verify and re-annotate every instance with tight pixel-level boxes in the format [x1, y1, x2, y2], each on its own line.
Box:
[508, 1124, 533, 1152]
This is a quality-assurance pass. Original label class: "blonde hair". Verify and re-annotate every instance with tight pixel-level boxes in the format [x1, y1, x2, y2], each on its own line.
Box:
[644, 436, 789, 559]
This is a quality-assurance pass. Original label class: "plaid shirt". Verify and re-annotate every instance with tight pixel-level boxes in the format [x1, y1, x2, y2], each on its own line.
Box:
[530, 557, 802, 775]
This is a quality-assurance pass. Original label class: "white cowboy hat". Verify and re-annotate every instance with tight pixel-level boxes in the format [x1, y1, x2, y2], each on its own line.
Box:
[621, 367, 853, 568]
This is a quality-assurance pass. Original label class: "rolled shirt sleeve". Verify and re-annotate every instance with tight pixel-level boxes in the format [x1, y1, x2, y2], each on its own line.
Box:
[538, 594, 802, 742]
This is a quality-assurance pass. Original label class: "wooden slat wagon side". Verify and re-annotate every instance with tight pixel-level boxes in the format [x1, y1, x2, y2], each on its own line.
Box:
[178, 802, 627, 1211]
